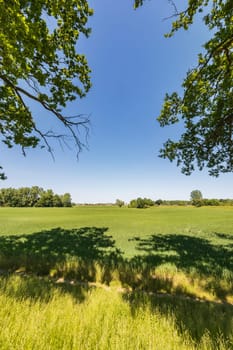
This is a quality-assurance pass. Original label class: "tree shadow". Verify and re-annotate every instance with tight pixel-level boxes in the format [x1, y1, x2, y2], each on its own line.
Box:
[124, 292, 233, 347]
[0, 226, 123, 303]
[121, 233, 233, 347]
[126, 233, 233, 299]
[0, 274, 90, 304]
[134, 233, 233, 271]
[0, 228, 232, 346]
[0, 226, 122, 279]
[214, 232, 233, 241]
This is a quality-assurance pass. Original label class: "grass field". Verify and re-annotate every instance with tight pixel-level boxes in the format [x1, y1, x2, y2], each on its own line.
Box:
[1, 205, 233, 254]
[0, 206, 232, 349]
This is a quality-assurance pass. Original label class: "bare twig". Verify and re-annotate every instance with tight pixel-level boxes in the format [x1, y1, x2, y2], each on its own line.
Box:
[0, 74, 90, 158]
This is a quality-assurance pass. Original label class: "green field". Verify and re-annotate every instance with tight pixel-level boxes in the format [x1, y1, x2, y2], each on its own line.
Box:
[0, 206, 232, 349]
[1, 205, 233, 254]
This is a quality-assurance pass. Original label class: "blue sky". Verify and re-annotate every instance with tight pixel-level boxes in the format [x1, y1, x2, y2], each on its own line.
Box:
[1, 0, 232, 203]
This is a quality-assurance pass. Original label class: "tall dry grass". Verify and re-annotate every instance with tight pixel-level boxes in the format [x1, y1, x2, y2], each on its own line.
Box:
[0, 275, 232, 350]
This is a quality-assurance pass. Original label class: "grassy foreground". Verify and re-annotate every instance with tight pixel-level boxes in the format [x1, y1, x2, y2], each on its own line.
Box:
[0, 274, 232, 350]
[0, 206, 232, 349]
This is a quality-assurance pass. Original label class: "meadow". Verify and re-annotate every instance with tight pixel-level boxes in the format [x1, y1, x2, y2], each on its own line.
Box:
[0, 206, 232, 349]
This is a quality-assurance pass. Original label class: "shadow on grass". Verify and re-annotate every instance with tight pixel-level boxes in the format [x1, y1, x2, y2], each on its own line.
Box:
[121, 233, 233, 347]
[0, 274, 90, 303]
[0, 227, 232, 346]
[0, 227, 122, 279]
[0, 228, 232, 298]
[214, 232, 233, 241]
[124, 292, 233, 348]
[128, 233, 233, 300]
[133, 233, 233, 273]
[0, 227, 122, 304]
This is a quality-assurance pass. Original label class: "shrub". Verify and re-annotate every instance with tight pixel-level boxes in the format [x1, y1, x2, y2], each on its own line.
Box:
[129, 197, 154, 209]
[115, 199, 125, 207]
[192, 199, 203, 207]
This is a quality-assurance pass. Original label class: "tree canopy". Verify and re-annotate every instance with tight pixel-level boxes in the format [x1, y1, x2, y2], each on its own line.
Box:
[0, 0, 93, 177]
[0, 186, 72, 207]
[136, 0, 233, 176]
[190, 189, 203, 201]
[1, 0, 232, 178]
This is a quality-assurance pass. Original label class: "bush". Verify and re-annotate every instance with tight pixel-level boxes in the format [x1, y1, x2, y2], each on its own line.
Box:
[115, 199, 125, 207]
[192, 199, 203, 207]
[202, 199, 220, 206]
[129, 197, 154, 209]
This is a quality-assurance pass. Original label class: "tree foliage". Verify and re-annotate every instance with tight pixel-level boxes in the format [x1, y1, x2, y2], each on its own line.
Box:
[129, 197, 154, 208]
[190, 189, 203, 201]
[0, 0, 93, 177]
[115, 199, 125, 207]
[136, 0, 233, 176]
[1, 0, 232, 179]
[0, 186, 72, 207]
[190, 189, 203, 207]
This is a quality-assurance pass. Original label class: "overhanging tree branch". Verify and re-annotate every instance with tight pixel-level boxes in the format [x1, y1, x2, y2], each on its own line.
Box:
[0, 0, 93, 178]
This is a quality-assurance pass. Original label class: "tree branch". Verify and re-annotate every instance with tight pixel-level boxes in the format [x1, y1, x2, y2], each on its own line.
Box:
[0, 74, 90, 156]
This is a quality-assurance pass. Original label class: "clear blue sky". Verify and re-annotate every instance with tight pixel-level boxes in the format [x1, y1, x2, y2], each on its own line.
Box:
[1, 0, 232, 203]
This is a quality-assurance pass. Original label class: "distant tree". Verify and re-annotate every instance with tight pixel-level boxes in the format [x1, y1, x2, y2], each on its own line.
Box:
[219, 199, 233, 206]
[202, 198, 220, 206]
[0, 188, 19, 206]
[135, 198, 145, 209]
[53, 194, 63, 207]
[192, 199, 203, 207]
[190, 190, 203, 201]
[128, 199, 137, 208]
[60, 193, 72, 207]
[190, 190, 203, 207]
[29, 186, 44, 207]
[115, 199, 125, 207]
[18, 187, 31, 207]
[143, 198, 155, 207]
[36, 189, 54, 207]
[129, 197, 154, 209]
[155, 199, 163, 206]
[0, 186, 72, 207]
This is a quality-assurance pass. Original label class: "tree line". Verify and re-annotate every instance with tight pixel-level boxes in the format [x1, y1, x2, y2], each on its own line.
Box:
[116, 196, 233, 209]
[0, 187, 72, 207]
